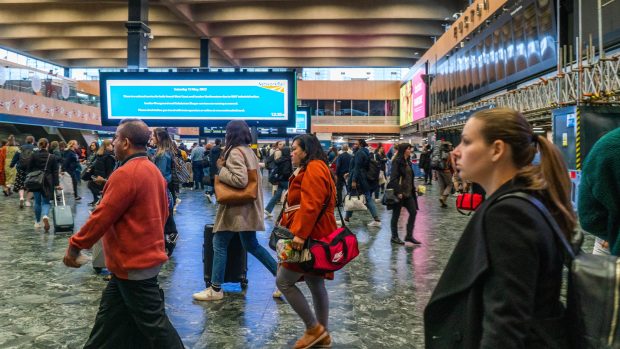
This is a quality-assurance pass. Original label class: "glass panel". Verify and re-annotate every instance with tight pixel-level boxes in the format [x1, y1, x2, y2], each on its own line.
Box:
[335, 100, 351, 116]
[494, 29, 506, 80]
[513, 11, 527, 72]
[369, 100, 385, 116]
[317, 100, 334, 116]
[300, 100, 317, 115]
[485, 35, 496, 84]
[503, 21, 516, 77]
[538, 0, 555, 61]
[524, 4, 541, 66]
[351, 100, 368, 116]
[386, 100, 399, 116]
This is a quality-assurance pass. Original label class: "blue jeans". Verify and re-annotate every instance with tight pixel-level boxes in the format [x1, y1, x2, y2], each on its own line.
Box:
[345, 191, 379, 220]
[211, 231, 277, 287]
[265, 181, 288, 213]
[33, 191, 51, 222]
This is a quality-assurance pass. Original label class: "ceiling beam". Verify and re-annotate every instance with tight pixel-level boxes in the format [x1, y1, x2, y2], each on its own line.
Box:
[0, 23, 196, 39]
[227, 47, 420, 59]
[206, 20, 445, 38]
[158, 0, 238, 67]
[0, 37, 199, 51]
[237, 57, 416, 68]
[190, 0, 457, 22]
[215, 35, 433, 50]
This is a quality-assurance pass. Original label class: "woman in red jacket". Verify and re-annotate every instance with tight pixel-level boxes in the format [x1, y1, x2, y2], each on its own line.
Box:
[276, 134, 337, 349]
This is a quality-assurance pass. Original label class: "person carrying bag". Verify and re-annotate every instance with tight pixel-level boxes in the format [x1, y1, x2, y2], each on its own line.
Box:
[275, 134, 340, 349]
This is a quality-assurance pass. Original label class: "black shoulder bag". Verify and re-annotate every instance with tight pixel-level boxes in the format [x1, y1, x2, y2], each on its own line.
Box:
[25, 154, 50, 192]
[500, 192, 620, 349]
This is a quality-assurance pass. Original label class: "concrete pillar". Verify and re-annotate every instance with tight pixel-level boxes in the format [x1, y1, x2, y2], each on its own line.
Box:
[200, 38, 209, 71]
[126, 0, 150, 71]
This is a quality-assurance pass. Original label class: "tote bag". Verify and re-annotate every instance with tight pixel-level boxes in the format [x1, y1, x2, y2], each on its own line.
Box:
[215, 148, 258, 205]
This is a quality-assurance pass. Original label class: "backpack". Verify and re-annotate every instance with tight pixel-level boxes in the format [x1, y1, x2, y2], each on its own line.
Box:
[171, 153, 190, 185]
[366, 153, 380, 182]
[431, 144, 449, 170]
[18, 146, 34, 170]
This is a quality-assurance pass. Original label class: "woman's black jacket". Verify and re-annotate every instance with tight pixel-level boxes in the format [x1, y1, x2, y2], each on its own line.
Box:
[91, 151, 116, 179]
[62, 150, 79, 173]
[387, 156, 418, 209]
[424, 180, 567, 349]
[27, 150, 59, 200]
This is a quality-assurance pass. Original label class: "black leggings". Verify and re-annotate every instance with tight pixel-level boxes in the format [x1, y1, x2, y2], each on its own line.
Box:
[70, 171, 79, 197]
[87, 181, 103, 202]
[390, 196, 417, 239]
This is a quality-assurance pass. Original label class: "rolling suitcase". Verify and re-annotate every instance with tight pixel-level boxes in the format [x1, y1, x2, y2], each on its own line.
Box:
[203, 224, 248, 289]
[53, 190, 74, 232]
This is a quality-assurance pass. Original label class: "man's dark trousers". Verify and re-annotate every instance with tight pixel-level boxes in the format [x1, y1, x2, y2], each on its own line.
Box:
[84, 275, 184, 349]
[192, 163, 204, 189]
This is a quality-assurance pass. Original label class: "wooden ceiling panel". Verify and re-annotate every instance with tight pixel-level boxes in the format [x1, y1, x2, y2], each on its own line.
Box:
[0, 0, 460, 68]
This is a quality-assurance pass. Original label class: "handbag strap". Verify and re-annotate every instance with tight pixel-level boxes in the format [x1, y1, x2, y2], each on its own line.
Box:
[43, 153, 51, 172]
[497, 192, 577, 260]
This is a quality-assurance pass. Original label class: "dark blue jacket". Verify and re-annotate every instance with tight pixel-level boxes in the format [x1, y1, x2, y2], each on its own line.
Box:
[209, 146, 221, 176]
[348, 147, 371, 193]
[335, 152, 352, 177]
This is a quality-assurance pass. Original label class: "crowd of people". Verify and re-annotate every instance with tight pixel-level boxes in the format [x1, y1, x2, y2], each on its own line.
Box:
[1, 107, 617, 348]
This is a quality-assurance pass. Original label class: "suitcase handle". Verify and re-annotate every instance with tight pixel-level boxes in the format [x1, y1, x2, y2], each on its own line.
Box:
[53, 189, 66, 207]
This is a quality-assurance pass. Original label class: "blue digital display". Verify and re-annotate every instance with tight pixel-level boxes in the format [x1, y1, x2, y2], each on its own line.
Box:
[99, 71, 296, 127]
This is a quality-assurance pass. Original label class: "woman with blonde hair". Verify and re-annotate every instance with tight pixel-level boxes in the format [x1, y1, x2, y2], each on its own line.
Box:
[425, 108, 576, 348]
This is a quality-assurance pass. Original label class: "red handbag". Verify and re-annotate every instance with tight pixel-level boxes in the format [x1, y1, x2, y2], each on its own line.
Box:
[456, 193, 484, 215]
[303, 224, 359, 273]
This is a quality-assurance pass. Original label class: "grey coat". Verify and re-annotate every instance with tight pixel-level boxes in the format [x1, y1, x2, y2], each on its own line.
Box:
[213, 146, 265, 233]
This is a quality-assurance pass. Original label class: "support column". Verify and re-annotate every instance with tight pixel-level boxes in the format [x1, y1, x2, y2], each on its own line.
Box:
[126, 0, 150, 71]
[63, 67, 70, 78]
[200, 38, 210, 71]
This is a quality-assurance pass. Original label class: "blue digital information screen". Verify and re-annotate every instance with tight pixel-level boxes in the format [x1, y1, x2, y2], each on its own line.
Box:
[100, 71, 296, 127]
[200, 110, 310, 138]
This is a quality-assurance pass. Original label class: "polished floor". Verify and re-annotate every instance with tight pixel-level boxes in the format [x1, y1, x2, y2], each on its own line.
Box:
[0, 174, 473, 348]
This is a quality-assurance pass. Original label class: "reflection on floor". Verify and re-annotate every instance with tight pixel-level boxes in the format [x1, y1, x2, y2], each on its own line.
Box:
[0, 177, 472, 348]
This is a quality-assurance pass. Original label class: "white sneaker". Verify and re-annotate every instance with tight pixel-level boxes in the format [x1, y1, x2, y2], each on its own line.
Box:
[34, 222, 41, 229]
[205, 194, 212, 203]
[272, 288, 282, 298]
[374, 198, 381, 203]
[176, 198, 181, 205]
[367, 220, 382, 227]
[25, 200, 31, 207]
[264, 210, 273, 217]
[42, 216, 50, 231]
[192, 287, 224, 301]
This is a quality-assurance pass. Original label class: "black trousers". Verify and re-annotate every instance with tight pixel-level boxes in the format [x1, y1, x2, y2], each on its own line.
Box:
[423, 166, 433, 184]
[87, 180, 103, 202]
[336, 174, 347, 206]
[390, 196, 417, 239]
[84, 276, 184, 349]
[192, 164, 203, 189]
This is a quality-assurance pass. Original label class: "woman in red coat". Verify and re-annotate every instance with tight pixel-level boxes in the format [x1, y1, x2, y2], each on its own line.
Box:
[276, 134, 337, 349]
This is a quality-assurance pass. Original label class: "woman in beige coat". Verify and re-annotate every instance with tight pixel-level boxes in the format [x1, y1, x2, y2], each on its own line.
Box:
[193, 120, 278, 301]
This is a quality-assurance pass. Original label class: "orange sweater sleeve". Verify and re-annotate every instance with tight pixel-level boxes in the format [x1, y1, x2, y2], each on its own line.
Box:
[290, 161, 331, 240]
[69, 170, 135, 250]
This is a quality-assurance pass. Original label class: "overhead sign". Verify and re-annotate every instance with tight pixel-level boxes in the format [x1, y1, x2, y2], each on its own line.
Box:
[99, 71, 296, 127]
[411, 68, 427, 122]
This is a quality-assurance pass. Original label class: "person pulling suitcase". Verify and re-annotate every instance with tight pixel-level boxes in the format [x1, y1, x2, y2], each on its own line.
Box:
[192, 120, 279, 302]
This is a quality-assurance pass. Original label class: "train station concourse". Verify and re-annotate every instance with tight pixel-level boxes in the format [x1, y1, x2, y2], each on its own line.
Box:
[1, 0, 620, 348]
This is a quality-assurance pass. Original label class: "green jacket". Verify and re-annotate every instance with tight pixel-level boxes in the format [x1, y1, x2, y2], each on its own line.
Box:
[578, 127, 620, 255]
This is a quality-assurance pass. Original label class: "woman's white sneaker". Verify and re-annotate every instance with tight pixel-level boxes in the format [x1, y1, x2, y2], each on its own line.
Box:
[192, 287, 224, 301]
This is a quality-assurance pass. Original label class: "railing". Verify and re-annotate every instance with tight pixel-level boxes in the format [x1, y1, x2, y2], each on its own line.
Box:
[419, 51, 620, 131]
[312, 115, 398, 125]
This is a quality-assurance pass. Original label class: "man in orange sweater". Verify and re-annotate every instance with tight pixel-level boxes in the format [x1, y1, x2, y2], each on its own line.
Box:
[63, 119, 184, 348]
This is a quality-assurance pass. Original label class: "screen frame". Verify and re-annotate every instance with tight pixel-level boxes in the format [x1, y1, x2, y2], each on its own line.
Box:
[198, 106, 311, 138]
[99, 71, 297, 127]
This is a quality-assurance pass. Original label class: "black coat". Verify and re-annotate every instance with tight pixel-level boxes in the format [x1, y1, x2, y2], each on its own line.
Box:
[424, 180, 568, 349]
[348, 147, 372, 193]
[62, 149, 79, 173]
[91, 151, 116, 179]
[209, 146, 221, 176]
[28, 150, 59, 200]
[387, 156, 418, 209]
